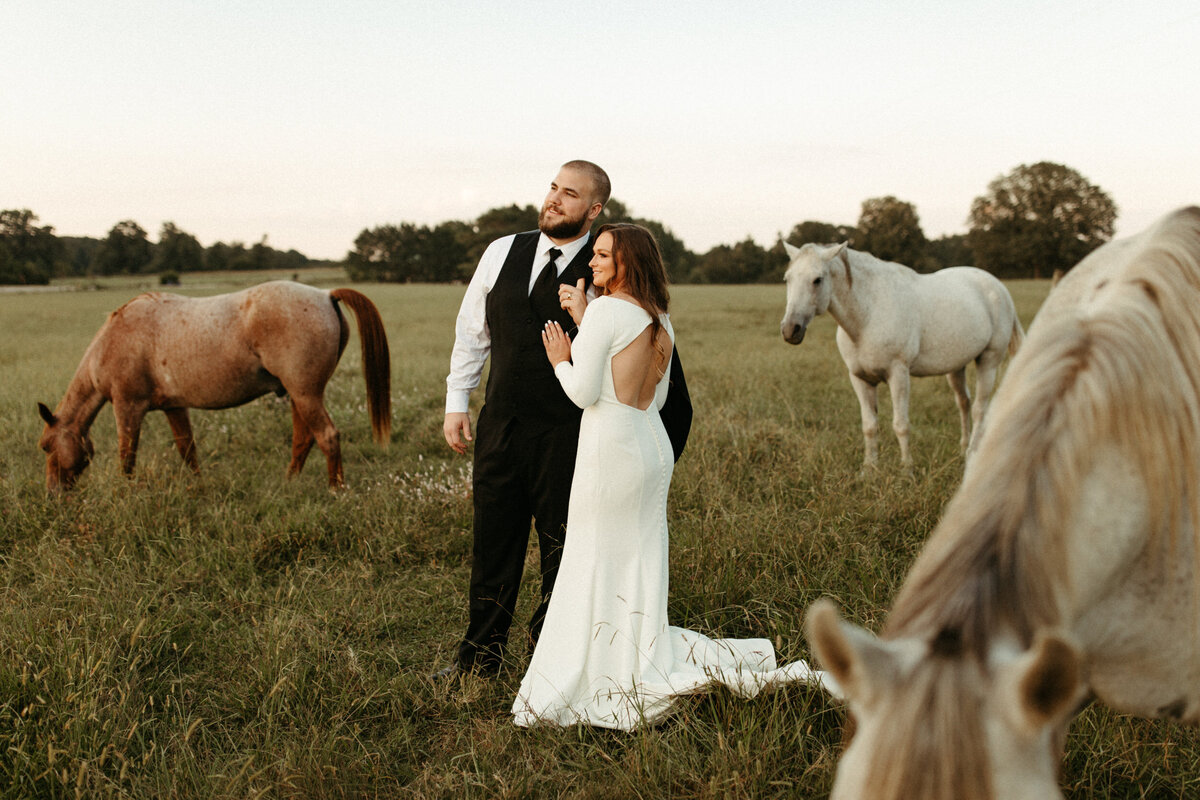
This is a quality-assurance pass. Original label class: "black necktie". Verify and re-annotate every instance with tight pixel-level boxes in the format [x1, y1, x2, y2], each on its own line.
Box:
[532, 247, 563, 296]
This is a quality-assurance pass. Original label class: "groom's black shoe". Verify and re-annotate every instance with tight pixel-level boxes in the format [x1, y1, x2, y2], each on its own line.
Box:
[429, 664, 460, 680]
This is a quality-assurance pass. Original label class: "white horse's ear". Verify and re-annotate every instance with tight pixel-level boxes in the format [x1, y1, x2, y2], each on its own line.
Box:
[784, 242, 802, 260]
[822, 242, 849, 261]
[805, 599, 897, 704]
[1001, 633, 1084, 736]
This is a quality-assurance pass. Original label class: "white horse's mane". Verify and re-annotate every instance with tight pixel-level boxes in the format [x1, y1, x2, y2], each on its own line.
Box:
[886, 206, 1200, 655]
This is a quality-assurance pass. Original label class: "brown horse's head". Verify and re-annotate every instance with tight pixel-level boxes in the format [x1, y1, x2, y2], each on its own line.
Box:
[38, 402, 94, 491]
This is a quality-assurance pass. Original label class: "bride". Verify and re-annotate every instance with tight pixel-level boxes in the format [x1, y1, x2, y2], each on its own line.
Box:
[512, 223, 830, 730]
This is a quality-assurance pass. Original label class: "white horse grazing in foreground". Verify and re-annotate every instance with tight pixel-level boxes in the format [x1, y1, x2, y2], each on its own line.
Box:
[780, 243, 1023, 469]
[806, 206, 1200, 799]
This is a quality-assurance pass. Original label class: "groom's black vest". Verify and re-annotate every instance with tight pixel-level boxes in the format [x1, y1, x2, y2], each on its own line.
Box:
[483, 231, 593, 425]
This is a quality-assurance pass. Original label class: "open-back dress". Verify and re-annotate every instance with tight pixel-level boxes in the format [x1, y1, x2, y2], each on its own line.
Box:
[512, 295, 826, 730]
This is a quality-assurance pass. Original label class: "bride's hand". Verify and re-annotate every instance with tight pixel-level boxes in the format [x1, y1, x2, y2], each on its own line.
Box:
[559, 278, 587, 325]
[542, 320, 572, 366]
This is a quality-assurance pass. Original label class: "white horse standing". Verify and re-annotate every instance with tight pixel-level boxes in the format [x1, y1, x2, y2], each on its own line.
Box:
[806, 206, 1200, 799]
[780, 243, 1023, 469]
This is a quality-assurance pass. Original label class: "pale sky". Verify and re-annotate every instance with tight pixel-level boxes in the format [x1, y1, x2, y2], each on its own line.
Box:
[5, 0, 1199, 261]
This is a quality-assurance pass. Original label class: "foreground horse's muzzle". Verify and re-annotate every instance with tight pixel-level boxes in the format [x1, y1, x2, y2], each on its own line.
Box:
[781, 320, 807, 345]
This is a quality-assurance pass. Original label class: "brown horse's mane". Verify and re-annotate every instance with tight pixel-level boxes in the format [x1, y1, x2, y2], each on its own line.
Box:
[885, 206, 1200, 658]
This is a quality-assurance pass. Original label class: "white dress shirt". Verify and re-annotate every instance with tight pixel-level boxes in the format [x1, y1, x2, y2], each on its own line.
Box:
[445, 231, 594, 415]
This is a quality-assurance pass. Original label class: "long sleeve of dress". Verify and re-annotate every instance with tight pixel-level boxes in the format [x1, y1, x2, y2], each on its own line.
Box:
[553, 298, 614, 410]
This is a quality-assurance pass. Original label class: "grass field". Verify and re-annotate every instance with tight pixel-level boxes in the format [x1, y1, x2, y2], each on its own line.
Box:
[2, 272, 1197, 798]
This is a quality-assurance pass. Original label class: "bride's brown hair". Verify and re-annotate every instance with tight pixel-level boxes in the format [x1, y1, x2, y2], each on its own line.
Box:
[596, 222, 672, 372]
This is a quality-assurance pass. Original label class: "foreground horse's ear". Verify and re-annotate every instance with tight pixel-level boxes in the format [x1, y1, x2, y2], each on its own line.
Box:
[805, 599, 897, 704]
[821, 242, 849, 261]
[1003, 633, 1084, 735]
[37, 402, 56, 425]
[784, 242, 802, 261]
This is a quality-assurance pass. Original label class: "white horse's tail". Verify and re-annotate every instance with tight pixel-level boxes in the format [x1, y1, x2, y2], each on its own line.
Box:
[1008, 316, 1025, 359]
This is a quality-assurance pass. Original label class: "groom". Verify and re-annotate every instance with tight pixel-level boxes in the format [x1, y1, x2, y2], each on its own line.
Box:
[437, 160, 693, 678]
[438, 160, 611, 677]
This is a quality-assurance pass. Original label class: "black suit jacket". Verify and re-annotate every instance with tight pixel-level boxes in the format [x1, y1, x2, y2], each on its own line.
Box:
[661, 346, 692, 462]
[487, 230, 693, 461]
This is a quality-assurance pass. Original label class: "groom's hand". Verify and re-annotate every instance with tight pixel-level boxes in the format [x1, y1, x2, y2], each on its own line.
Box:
[560, 278, 587, 325]
[443, 412, 473, 455]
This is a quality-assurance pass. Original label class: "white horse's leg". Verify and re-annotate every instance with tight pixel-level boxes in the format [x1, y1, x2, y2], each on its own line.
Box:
[968, 356, 1001, 455]
[946, 368, 971, 450]
[887, 365, 912, 469]
[848, 373, 880, 470]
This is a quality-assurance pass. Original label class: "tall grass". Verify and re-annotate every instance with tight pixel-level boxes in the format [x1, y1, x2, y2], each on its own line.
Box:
[1, 275, 1197, 798]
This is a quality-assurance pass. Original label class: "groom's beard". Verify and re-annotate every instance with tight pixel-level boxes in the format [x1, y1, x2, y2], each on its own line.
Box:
[538, 204, 589, 239]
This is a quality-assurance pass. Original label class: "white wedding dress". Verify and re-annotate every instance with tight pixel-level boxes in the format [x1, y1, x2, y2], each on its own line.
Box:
[512, 296, 830, 730]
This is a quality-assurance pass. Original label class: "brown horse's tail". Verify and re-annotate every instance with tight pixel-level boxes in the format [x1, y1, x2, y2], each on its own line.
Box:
[330, 289, 392, 445]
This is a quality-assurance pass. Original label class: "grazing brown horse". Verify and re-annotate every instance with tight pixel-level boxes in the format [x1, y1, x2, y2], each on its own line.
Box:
[37, 281, 391, 490]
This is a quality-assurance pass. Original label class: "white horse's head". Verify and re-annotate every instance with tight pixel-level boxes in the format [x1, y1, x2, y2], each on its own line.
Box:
[805, 600, 1084, 800]
[780, 241, 846, 344]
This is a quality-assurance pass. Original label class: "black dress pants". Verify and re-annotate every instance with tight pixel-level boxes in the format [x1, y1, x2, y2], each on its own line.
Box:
[456, 407, 580, 671]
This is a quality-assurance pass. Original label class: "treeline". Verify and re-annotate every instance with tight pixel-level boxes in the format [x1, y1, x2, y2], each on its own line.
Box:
[347, 161, 1118, 284]
[344, 197, 875, 285]
[2, 161, 1118, 287]
[0, 214, 320, 286]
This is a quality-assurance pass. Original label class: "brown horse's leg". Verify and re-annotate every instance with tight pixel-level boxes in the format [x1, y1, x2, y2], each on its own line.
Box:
[287, 399, 317, 477]
[164, 408, 200, 474]
[112, 399, 148, 477]
[290, 395, 342, 487]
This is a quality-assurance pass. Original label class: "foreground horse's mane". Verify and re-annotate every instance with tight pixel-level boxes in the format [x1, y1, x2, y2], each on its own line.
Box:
[885, 207, 1200, 657]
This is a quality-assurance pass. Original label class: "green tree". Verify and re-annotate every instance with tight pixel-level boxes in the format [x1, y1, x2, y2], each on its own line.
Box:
[967, 161, 1117, 279]
[635, 219, 696, 283]
[922, 234, 973, 271]
[0, 241, 50, 285]
[786, 220, 857, 248]
[0, 209, 60, 284]
[347, 222, 467, 282]
[276, 249, 311, 273]
[250, 236, 272, 271]
[204, 241, 234, 271]
[461, 204, 540, 269]
[437, 220, 476, 281]
[225, 242, 253, 271]
[153, 222, 204, 274]
[598, 200, 697, 283]
[94, 220, 153, 275]
[59, 236, 101, 277]
[856, 196, 927, 267]
[692, 237, 783, 284]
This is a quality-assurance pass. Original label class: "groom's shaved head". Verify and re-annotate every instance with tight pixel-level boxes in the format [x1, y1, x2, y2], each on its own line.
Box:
[562, 160, 611, 207]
